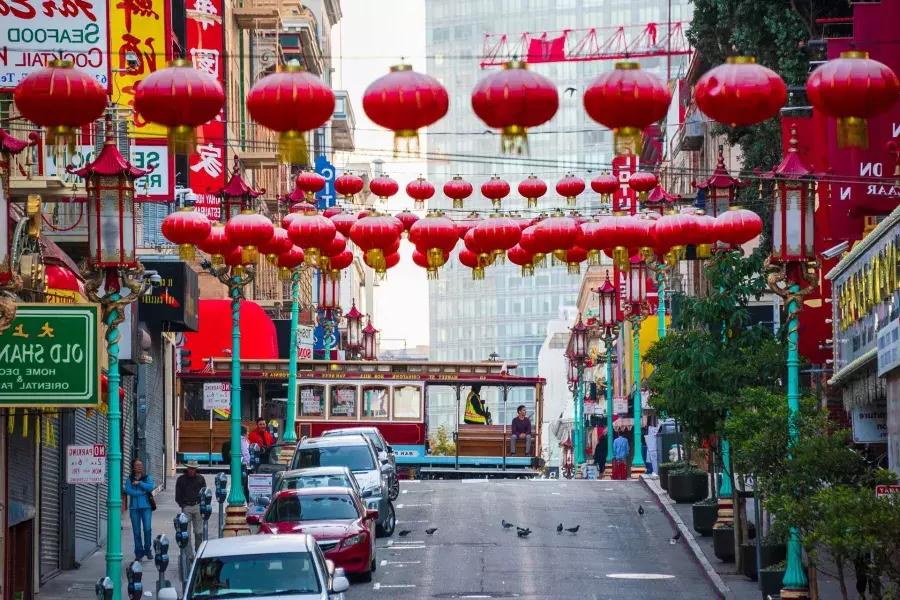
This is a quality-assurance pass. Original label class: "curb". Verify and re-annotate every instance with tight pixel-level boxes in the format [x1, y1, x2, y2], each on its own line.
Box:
[640, 474, 733, 600]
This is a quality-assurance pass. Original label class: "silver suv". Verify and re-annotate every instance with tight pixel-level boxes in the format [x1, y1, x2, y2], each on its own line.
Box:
[321, 427, 399, 500]
[291, 435, 396, 537]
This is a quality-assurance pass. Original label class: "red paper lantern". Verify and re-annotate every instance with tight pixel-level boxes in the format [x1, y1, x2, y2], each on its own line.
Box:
[277, 245, 305, 280]
[349, 214, 402, 273]
[455, 213, 481, 239]
[531, 212, 580, 264]
[628, 171, 658, 202]
[463, 228, 495, 268]
[598, 214, 645, 269]
[363, 64, 449, 154]
[317, 231, 347, 271]
[334, 172, 364, 200]
[411, 247, 449, 279]
[716, 207, 763, 246]
[563, 246, 588, 275]
[583, 61, 671, 155]
[807, 50, 900, 148]
[225, 212, 275, 264]
[294, 171, 326, 201]
[161, 207, 212, 260]
[223, 246, 248, 271]
[245, 63, 335, 164]
[394, 210, 420, 235]
[694, 56, 787, 127]
[518, 175, 547, 208]
[365, 250, 400, 277]
[653, 212, 695, 259]
[591, 173, 619, 204]
[288, 213, 337, 265]
[481, 175, 511, 209]
[471, 60, 559, 153]
[328, 249, 354, 277]
[13, 60, 107, 150]
[507, 244, 536, 276]
[133, 59, 225, 153]
[257, 226, 293, 264]
[576, 218, 606, 265]
[556, 174, 586, 207]
[443, 175, 474, 209]
[197, 223, 234, 266]
[458, 247, 487, 280]
[693, 213, 719, 259]
[472, 215, 521, 259]
[370, 175, 399, 200]
[518, 225, 545, 267]
[408, 213, 458, 269]
[330, 212, 358, 237]
[323, 206, 343, 218]
[406, 176, 435, 209]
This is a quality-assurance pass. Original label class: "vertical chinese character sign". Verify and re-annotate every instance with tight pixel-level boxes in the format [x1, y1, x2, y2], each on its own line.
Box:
[186, 0, 226, 196]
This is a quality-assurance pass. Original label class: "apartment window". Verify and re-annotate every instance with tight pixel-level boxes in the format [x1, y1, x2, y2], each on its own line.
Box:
[432, 27, 449, 43]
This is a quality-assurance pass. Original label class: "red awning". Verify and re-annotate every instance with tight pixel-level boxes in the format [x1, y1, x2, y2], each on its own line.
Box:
[45, 264, 85, 295]
[182, 299, 279, 371]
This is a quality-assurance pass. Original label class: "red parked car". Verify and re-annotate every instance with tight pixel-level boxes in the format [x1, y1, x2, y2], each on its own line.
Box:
[249, 487, 379, 581]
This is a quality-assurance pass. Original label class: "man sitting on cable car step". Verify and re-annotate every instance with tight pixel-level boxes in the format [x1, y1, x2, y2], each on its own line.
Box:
[509, 405, 532, 455]
[464, 384, 492, 425]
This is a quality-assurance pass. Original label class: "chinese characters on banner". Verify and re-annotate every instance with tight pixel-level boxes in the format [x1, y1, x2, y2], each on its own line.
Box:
[186, 0, 226, 196]
[0, 0, 110, 89]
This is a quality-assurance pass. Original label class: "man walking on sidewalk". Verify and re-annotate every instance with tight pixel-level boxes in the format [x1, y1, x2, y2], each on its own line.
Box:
[175, 461, 206, 557]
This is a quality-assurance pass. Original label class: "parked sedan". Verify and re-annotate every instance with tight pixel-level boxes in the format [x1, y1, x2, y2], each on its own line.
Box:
[321, 427, 400, 500]
[273, 466, 361, 497]
[250, 487, 378, 582]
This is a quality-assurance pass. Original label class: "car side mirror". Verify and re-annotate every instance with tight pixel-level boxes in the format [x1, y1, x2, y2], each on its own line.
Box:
[246, 514, 261, 525]
[366, 509, 379, 521]
[331, 573, 350, 594]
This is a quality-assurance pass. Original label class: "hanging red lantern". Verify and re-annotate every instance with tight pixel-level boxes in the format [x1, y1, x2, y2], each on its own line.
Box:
[394, 210, 420, 236]
[463, 228, 496, 270]
[628, 171, 658, 203]
[576, 218, 606, 265]
[563, 246, 588, 275]
[295, 171, 326, 201]
[807, 50, 899, 148]
[598, 214, 645, 269]
[556, 174, 586, 207]
[288, 213, 337, 265]
[591, 173, 619, 205]
[349, 214, 402, 274]
[694, 56, 787, 127]
[507, 244, 536, 277]
[13, 60, 107, 151]
[693, 213, 720, 259]
[458, 247, 487, 280]
[257, 225, 293, 265]
[225, 212, 275, 264]
[335, 172, 364, 201]
[481, 175, 511, 209]
[277, 245, 305, 280]
[245, 63, 335, 164]
[328, 249, 354, 279]
[365, 249, 400, 277]
[318, 231, 347, 271]
[518, 225, 546, 267]
[161, 207, 212, 260]
[653, 212, 695, 260]
[444, 175, 474, 209]
[197, 223, 234, 266]
[330, 212, 358, 237]
[716, 207, 763, 246]
[531, 211, 580, 265]
[518, 175, 547, 208]
[363, 64, 449, 154]
[133, 59, 225, 153]
[409, 212, 458, 272]
[455, 213, 481, 239]
[472, 60, 559, 153]
[584, 61, 671, 155]
[223, 246, 249, 274]
[369, 174, 399, 200]
[412, 247, 448, 279]
[323, 206, 343, 218]
[406, 176, 435, 209]
[472, 215, 521, 260]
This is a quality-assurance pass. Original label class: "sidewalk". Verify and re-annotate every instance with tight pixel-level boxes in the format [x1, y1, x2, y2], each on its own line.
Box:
[641, 475, 861, 600]
[39, 477, 222, 599]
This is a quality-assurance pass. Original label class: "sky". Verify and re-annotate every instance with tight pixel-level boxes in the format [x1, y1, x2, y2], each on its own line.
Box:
[331, 0, 430, 351]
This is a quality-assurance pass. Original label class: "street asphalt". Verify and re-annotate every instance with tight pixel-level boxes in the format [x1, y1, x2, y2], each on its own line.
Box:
[352, 478, 719, 600]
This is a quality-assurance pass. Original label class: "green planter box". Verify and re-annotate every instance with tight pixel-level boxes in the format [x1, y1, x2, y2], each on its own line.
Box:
[759, 567, 785, 598]
[713, 526, 735, 562]
[668, 471, 707, 503]
[657, 463, 682, 492]
[692, 500, 718, 537]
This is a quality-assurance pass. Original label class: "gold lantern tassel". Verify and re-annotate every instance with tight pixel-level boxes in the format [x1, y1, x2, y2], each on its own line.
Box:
[241, 246, 259, 264]
[211, 253, 225, 267]
[427, 248, 446, 270]
[566, 196, 576, 207]
[696, 244, 712, 259]
[453, 198, 464, 209]
[318, 255, 332, 271]
[639, 247, 655, 262]
[613, 246, 630, 270]
[527, 197, 537, 208]
[552, 249, 567, 266]
[427, 267, 439, 280]
[521, 264, 535, 277]
[46, 126, 78, 156]
[278, 267, 291, 280]
[365, 249, 386, 272]
[492, 250, 506, 265]
[472, 267, 485, 280]
[836, 116, 868, 149]
[567, 262, 581, 275]
[587, 249, 600, 266]
[500, 125, 528, 155]
[394, 130, 420, 158]
[279, 131, 309, 165]
[168, 125, 197, 155]
[305, 247, 322, 266]
[613, 126, 642, 156]
[532, 253, 546, 269]
[179, 244, 196, 261]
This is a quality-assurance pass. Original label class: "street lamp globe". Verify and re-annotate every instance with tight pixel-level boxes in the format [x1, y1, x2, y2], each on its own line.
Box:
[597, 272, 618, 329]
[625, 255, 648, 309]
[569, 314, 589, 363]
[318, 271, 339, 310]
[766, 126, 817, 263]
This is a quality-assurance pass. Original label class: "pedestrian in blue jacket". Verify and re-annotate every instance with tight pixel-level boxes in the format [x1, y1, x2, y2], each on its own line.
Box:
[124, 458, 155, 561]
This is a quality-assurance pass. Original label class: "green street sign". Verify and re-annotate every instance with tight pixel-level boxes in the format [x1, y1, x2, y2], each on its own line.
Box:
[0, 304, 100, 407]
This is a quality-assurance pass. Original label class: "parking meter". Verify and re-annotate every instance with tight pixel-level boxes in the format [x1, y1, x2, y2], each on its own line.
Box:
[214, 473, 227, 537]
[199, 487, 213, 541]
[95, 576, 113, 600]
[153, 534, 171, 592]
[173, 513, 190, 550]
[125, 560, 143, 600]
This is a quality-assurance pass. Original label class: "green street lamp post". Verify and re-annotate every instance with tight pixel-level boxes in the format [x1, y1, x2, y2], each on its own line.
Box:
[594, 273, 619, 478]
[76, 115, 153, 600]
[568, 314, 589, 468]
[281, 268, 302, 446]
[624, 257, 650, 478]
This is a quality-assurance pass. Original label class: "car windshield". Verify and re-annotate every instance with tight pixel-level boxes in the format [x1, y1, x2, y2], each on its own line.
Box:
[266, 494, 359, 522]
[187, 552, 320, 598]
[280, 474, 353, 491]
[294, 445, 375, 472]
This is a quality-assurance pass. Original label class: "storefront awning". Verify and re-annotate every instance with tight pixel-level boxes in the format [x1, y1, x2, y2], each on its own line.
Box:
[182, 299, 279, 371]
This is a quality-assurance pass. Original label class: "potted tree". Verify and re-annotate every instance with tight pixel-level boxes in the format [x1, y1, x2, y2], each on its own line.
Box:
[657, 461, 686, 492]
[692, 496, 718, 536]
[759, 561, 786, 598]
[667, 465, 708, 504]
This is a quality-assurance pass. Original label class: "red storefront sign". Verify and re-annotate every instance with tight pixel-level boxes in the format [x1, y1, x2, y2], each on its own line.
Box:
[186, 0, 226, 195]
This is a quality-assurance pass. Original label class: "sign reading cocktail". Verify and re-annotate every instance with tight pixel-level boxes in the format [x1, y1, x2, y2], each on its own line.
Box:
[0, 304, 100, 406]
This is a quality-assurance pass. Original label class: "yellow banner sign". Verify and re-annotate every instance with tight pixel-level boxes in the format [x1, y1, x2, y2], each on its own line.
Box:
[109, 0, 169, 137]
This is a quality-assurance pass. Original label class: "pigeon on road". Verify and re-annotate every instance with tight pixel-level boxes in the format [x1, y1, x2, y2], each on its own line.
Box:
[670, 531, 682, 545]
[516, 527, 532, 538]
[501, 519, 514, 529]
[425, 528, 438, 535]
[638, 505, 645, 516]
[557, 523, 564, 534]
[398, 530, 412, 537]
[565, 525, 580, 534]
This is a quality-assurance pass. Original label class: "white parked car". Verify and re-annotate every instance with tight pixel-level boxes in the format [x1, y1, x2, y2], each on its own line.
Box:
[167, 534, 349, 599]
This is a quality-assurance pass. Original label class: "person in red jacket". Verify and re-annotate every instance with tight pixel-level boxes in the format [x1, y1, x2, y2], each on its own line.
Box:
[248, 418, 276, 461]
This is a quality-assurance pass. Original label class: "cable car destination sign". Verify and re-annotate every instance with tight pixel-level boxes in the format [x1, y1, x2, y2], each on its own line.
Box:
[0, 304, 100, 407]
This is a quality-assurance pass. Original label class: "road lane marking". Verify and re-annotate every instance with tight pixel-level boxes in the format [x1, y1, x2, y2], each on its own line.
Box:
[551, 492, 561, 495]
[606, 573, 675, 580]
[402, 489, 408, 494]
[387, 545, 425, 550]
[397, 503, 431, 507]
[396, 520, 428, 524]
[382, 560, 421, 566]
[373, 583, 416, 590]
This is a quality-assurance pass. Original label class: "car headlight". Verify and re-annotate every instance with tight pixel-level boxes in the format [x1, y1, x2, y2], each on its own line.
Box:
[342, 533, 366, 548]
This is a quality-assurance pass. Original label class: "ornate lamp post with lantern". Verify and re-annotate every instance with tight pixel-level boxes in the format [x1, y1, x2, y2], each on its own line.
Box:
[361, 317, 378, 361]
[567, 314, 589, 468]
[623, 256, 651, 478]
[73, 115, 154, 600]
[594, 273, 620, 478]
[344, 300, 364, 359]
[764, 126, 820, 600]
